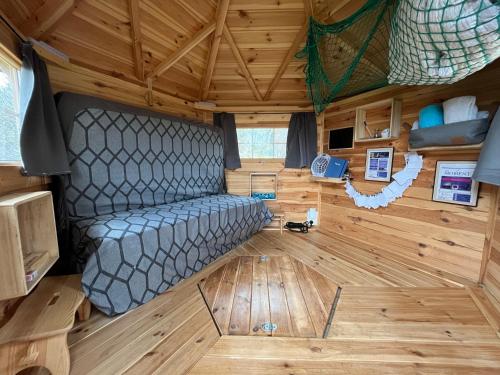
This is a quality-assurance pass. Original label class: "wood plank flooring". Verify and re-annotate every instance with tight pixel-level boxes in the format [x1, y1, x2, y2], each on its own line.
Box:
[199, 255, 338, 337]
[68, 230, 500, 374]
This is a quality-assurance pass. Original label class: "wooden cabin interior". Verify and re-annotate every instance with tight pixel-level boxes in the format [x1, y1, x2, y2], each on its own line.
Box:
[0, 0, 500, 374]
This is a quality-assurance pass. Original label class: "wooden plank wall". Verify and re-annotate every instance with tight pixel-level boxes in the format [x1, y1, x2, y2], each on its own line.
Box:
[46, 60, 204, 121]
[320, 61, 500, 282]
[225, 113, 320, 224]
[0, 20, 49, 324]
[483, 188, 500, 303]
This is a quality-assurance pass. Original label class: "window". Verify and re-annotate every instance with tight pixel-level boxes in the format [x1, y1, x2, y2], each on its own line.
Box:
[237, 128, 288, 159]
[0, 54, 21, 162]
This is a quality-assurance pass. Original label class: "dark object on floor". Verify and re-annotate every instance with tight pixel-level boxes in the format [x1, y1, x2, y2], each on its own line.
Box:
[284, 220, 314, 233]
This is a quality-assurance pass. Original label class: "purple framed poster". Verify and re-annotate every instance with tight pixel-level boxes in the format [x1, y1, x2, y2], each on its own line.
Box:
[433, 161, 479, 206]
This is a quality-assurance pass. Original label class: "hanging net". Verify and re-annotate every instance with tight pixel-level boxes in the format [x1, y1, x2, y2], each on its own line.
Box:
[389, 0, 500, 85]
[298, 0, 499, 114]
[297, 0, 396, 114]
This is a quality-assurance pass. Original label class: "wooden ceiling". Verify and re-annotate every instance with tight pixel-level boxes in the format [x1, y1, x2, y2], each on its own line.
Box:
[0, 0, 364, 108]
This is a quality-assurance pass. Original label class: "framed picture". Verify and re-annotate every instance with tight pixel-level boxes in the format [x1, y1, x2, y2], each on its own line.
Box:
[433, 161, 479, 206]
[365, 147, 394, 182]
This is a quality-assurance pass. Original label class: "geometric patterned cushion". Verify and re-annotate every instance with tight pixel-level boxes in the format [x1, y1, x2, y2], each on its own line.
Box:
[71, 194, 272, 315]
[65, 107, 224, 217]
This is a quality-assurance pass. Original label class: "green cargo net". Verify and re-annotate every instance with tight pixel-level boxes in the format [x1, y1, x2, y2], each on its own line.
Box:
[298, 0, 499, 114]
[297, 0, 395, 114]
[389, 0, 499, 85]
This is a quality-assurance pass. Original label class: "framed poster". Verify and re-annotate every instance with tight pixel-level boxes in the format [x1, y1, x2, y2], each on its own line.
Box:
[365, 147, 394, 182]
[433, 161, 479, 206]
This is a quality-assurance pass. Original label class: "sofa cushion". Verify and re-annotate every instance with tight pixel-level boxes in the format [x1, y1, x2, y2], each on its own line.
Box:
[70, 194, 272, 315]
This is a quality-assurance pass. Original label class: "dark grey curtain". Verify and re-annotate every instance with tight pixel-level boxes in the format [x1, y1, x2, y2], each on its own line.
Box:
[19, 42, 69, 176]
[473, 107, 500, 186]
[284, 112, 317, 168]
[213, 112, 241, 169]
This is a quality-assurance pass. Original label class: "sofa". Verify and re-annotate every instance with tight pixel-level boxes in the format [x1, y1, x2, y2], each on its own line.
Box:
[56, 93, 272, 315]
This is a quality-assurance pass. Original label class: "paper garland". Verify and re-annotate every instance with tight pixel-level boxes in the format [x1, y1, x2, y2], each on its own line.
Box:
[345, 152, 423, 209]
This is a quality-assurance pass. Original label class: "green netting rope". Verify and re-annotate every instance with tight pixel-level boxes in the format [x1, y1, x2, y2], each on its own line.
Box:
[389, 0, 499, 85]
[298, 0, 499, 114]
[297, 0, 395, 114]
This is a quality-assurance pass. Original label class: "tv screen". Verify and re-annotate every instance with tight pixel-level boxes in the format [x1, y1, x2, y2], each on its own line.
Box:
[329, 127, 354, 150]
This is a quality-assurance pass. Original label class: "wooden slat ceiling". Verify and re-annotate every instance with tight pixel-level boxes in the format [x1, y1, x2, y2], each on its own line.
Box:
[0, 0, 364, 107]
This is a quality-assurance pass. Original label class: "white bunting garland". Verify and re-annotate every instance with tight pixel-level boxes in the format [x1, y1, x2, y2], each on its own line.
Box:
[345, 152, 423, 209]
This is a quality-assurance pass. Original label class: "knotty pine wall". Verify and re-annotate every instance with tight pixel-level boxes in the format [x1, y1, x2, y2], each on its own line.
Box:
[225, 113, 320, 225]
[0, 21, 50, 323]
[320, 61, 500, 282]
[483, 188, 500, 303]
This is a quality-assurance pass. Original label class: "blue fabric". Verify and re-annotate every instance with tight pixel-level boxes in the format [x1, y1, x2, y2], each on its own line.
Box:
[72, 194, 272, 315]
[251, 192, 276, 200]
[419, 104, 444, 128]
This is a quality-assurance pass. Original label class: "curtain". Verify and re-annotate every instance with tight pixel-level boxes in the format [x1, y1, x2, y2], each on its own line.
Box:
[284, 112, 317, 168]
[213, 112, 241, 169]
[19, 42, 69, 176]
[473, 106, 500, 186]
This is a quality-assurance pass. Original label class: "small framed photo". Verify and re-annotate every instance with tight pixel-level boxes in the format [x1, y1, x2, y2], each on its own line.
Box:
[432, 161, 479, 206]
[365, 147, 394, 182]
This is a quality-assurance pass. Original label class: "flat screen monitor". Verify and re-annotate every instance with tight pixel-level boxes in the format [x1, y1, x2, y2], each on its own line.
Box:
[329, 127, 354, 150]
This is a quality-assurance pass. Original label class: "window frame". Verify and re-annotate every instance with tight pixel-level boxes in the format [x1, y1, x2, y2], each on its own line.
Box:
[0, 43, 22, 167]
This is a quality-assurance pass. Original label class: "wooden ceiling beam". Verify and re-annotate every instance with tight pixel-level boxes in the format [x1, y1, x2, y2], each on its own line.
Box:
[147, 21, 216, 81]
[222, 24, 263, 101]
[200, 0, 231, 100]
[264, 0, 312, 101]
[263, 22, 307, 101]
[127, 0, 144, 81]
[21, 0, 81, 40]
[303, 0, 314, 19]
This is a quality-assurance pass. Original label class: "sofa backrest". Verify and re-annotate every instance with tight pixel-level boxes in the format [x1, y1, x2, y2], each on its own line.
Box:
[57, 93, 224, 217]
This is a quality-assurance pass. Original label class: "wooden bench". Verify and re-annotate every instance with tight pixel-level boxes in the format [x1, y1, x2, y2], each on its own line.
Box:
[0, 275, 89, 375]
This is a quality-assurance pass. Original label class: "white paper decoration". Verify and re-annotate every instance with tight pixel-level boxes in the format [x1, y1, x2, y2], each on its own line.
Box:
[345, 152, 423, 209]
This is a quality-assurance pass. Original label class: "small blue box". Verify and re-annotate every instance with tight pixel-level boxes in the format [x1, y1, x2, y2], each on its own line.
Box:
[325, 157, 348, 178]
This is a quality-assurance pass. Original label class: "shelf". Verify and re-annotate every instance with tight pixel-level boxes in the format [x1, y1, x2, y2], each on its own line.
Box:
[408, 142, 483, 152]
[310, 176, 347, 184]
[354, 137, 398, 143]
[355, 98, 402, 142]
[25, 256, 59, 292]
[0, 191, 59, 299]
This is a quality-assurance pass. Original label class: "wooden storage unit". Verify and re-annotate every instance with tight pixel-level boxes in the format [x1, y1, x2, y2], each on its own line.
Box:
[249, 173, 278, 201]
[0, 191, 59, 300]
[354, 98, 402, 142]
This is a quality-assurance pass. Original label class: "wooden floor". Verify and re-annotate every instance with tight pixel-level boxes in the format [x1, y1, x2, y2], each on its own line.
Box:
[68, 230, 500, 374]
[199, 255, 339, 337]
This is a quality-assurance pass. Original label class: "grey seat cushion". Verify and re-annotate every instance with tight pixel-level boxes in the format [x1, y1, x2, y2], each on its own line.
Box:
[71, 194, 272, 315]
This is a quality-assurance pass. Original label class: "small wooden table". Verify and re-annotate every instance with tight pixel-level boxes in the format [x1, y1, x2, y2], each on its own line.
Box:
[0, 275, 89, 375]
[270, 212, 285, 234]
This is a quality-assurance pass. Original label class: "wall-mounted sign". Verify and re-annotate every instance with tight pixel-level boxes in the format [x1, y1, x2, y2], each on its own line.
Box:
[365, 147, 394, 182]
[432, 161, 479, 206]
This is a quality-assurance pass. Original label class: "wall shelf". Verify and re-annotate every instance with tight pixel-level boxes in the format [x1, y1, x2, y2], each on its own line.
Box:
[250, 172, 278, 200]
[0, 191, 59, 300]
[310, 176, 347, 184]
[355, 98, 402, 142]
[408, 142, 484, 153]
